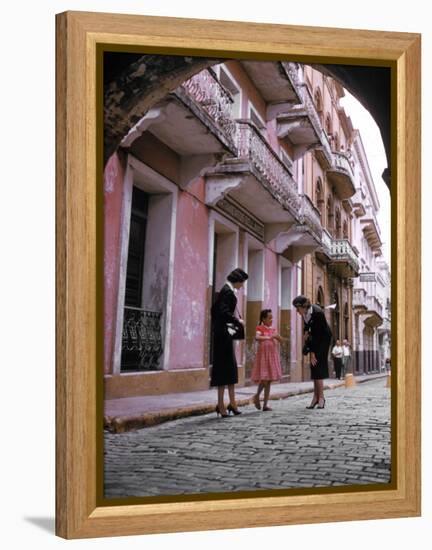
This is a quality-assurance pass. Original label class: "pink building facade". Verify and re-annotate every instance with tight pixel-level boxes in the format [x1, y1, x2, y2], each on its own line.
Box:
[103, 59, 389, 398]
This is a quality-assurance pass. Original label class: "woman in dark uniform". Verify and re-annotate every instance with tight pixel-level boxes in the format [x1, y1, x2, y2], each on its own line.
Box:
[211, 268, 248, 417]
[293, 295, 332, 409]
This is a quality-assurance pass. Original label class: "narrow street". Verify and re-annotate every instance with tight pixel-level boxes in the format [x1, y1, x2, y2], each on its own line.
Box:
[104, 378, 391, 498]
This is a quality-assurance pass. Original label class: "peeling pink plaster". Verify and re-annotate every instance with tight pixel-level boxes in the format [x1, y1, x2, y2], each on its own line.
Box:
[104, 152, 126, 375]
[186, 177, 206, 203]
[169, 179, 209, 369]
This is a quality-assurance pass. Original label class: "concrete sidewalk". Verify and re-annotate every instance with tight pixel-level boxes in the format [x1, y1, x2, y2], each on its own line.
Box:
[104, 373, 389, 433]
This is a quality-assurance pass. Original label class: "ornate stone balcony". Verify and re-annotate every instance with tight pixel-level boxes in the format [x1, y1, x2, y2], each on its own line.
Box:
[326, 151, 356, 200]
[361, 216, 382, 253]
[299, 194, 323, 241]
[269, 62, 333, 167]
[330, 238, 360, 276]
[364, 296, 384, 327]
[353, 289, 384, 327]
[240, 60, 300, 106]
[352, 189, 367, 217]
[315, 228, 332, 264]
[204, 120, 301, 224]
[353, 288, 367, 310]
[316, 230, 360, 277]
[122, 68, 238, 189]
[266, 194, 323, 263]
[235, 121, 301, 212]
[180, 69, 237, 148]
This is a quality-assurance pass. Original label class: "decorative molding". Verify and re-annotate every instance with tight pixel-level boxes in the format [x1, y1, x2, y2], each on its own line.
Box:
[217, 197, 264, 241]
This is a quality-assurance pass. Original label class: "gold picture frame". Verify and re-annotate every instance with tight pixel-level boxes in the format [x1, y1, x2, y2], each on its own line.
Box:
[55, 11, 421, 539]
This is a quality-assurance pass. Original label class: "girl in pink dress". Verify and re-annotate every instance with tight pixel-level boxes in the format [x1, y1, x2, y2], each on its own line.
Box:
[251, 309, 285, 411]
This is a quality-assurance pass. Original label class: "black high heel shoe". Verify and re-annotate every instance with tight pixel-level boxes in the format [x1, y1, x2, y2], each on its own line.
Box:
[306, 400, 318, 409]
[215, 405, 229, 418]
[227, 404, 242, 416]
[317, 398, 326, 409]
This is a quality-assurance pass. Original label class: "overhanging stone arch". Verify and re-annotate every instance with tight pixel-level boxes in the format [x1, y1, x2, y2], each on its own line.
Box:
[104, 53, 221, 162]
[104, 54, 391, 190]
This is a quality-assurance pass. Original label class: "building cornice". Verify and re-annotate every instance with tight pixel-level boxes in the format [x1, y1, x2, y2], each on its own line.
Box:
[352, 130, 380, 212]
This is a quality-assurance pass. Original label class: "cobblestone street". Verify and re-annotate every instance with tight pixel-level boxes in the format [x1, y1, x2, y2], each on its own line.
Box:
[104, 378, 391, 498]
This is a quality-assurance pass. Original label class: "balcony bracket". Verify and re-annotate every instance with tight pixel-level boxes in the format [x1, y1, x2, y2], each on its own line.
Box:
[179, 153, 222, 189]
[205, 173, 249, 206]
[266, 101, 298, 121]
[120, 104, 168, 148]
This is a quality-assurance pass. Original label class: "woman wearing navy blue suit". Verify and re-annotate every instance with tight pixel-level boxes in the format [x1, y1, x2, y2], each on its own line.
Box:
[293, 295, 332, 409]
[211, 268, 248, 417]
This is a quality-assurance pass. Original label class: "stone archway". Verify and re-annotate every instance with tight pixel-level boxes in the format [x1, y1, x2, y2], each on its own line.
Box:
[104, 54, 391, 188]
[104, 53, 221, 163]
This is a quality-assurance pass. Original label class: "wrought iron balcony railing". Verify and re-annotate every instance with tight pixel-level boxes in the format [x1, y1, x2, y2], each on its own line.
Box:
[181, 69, 237, 146]
[121, 307, 163, 371]
[299, 194, 323, 239]
[235, 120, 301, 213]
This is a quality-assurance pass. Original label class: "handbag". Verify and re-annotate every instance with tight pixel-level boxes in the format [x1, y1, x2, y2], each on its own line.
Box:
[227, 306, 245, 340]
[227, 322, 245, 340]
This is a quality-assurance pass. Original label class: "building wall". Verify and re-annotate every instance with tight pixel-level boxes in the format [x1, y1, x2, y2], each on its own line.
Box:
[167, 179, 210, 370]
[104, 151, 127, 375]
[104, 60, 390, 397]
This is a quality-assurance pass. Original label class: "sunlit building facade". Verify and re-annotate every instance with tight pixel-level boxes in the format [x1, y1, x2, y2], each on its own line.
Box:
[103, 58, 390, 399]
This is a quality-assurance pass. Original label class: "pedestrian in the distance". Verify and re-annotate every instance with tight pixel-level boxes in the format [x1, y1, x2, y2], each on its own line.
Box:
[210, 268, 248, 418]
[342, 338, 352, 376]
[251, 309, 285, 411]
[293, 296, 332, 409]
[331, 339, 344, 379]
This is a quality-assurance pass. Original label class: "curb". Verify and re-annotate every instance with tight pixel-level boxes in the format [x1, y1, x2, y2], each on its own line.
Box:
[104, 374, 387, 433]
